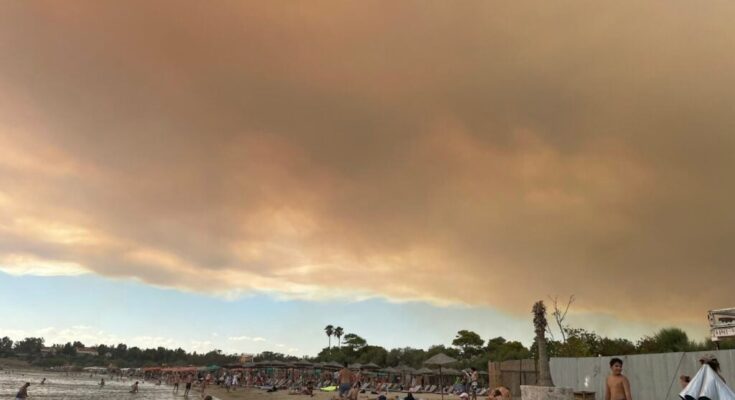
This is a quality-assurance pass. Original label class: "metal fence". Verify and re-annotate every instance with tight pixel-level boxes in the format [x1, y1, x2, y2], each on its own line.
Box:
[550, 349, 735, 400]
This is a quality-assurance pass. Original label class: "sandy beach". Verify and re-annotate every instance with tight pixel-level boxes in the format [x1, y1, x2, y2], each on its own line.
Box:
[208, 387, 460, 400]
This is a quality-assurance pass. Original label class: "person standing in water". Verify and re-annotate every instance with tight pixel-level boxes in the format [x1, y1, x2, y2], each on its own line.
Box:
[605, 358, 632, 400]
[130, 381, 139, 393]
[16, 382, 30, 400]
[40, 377, 46, 385]
[100, 378, 105, 387]
[184, 374, 193, 396]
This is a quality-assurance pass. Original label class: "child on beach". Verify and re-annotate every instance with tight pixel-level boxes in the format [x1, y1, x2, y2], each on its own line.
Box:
[605, 358, 632, 400]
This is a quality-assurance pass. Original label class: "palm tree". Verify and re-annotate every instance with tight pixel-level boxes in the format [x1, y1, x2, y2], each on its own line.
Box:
[533, 301, 553, 386]
[334, 327, 344, 347]
[325, 325, 334, 348]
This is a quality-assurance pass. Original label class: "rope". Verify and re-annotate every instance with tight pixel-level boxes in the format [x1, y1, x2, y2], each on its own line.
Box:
[664, 352, 686, 400]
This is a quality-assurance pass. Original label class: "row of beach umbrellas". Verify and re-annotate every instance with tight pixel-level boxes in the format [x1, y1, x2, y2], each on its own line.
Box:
[237, 361, 465, 375]
[232, 351, 471, 400]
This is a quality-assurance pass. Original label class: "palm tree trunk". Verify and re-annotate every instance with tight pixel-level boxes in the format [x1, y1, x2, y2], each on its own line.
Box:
[536, 335, 552, 386]
[533, 301, 553, 387]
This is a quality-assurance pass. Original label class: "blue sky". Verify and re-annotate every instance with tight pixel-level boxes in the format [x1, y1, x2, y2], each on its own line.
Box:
[0, 271, 534, 355]
[0, 272, 708, 356]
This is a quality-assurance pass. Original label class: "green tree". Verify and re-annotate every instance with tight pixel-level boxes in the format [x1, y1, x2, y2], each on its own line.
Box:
[557, 328, 601, 357]
[0, 336, 13, 356]
[61, 342, 77, 357]
[486, 337, 531, 361]
[356, 345, 388, 365]
[334, 327, 344, 347]
[342, 333, 367, 350]
[13, 337, 44, 356]
[452, 330, 484, 358]
[598, 337, 636, 356]
[325, 325, 334, 348]
[637, 328, 692, 353]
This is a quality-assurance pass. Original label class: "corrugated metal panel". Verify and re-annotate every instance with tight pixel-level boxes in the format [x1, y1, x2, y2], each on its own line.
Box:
[551, 349, 735, 400]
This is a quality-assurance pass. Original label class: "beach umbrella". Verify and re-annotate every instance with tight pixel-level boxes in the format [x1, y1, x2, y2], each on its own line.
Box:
[348, 363, 362, 370]
[362, 362, 380, 370]
[323, 361, 343, 370]
[267, 360, 288, 368]
[415, 367, 435, 375]
[423, 353, 457, 400]
[442, 368, 461, 376]
[293, 360, 314, 368]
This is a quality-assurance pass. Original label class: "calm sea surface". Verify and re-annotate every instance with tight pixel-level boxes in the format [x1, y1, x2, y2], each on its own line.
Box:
[0, 370, 216, 399]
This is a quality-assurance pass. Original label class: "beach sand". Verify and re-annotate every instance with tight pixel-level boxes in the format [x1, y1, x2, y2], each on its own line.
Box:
[207, 387, 461, 400]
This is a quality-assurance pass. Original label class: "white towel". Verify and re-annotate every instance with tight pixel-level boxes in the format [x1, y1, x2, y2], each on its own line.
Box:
[680, 364, 735, 400]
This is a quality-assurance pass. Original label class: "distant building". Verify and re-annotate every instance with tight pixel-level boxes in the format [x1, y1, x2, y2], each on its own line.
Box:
[76, 347, 98, 356]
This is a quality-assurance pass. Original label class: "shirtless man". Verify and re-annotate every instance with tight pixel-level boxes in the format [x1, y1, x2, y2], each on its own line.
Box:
[605, 358, 632, 400]
[338, 364, 353, 398]
[467, 368, 479, 400]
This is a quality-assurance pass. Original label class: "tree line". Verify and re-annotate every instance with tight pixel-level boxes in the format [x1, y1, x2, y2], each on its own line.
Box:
[1, 326, 732, 370]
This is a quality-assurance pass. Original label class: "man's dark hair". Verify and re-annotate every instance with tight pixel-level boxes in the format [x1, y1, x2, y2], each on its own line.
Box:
[471, 367, 476, 371]
[609, 358, 623, 367]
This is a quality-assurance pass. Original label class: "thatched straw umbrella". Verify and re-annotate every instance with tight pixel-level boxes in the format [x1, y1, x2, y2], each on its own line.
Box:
[423, 353, 457, 400]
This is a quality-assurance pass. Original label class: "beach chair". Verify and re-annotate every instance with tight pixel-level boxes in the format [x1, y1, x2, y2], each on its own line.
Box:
[427, 385, 436, 393]
[477, 388, 488, 396]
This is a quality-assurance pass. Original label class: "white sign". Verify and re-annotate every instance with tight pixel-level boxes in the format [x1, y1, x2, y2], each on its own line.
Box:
[708, 308, 735, 340]
[712, 326, 735, 340]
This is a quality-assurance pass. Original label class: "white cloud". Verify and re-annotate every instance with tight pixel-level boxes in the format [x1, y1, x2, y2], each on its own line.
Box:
[0, 254, 89, 277]
[228, 335, 267, 342]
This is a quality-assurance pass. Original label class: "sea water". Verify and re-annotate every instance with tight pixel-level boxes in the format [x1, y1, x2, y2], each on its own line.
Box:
[0, 369, 207, 399]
